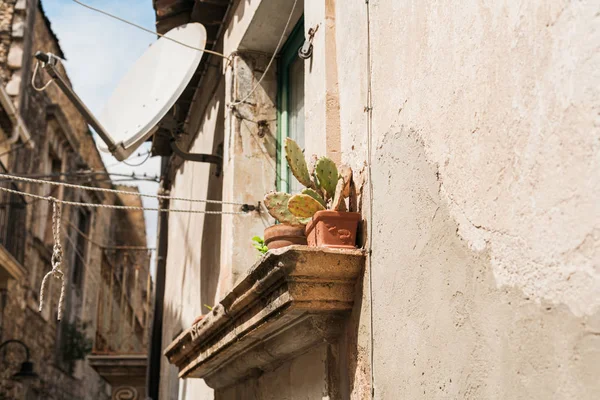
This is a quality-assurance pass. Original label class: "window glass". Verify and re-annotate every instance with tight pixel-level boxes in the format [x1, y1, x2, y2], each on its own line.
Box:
[277, 18, 305, 194]
[287, 55, 305, 194]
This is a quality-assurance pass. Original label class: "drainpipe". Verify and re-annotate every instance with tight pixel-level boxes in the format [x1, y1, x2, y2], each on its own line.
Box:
[146, 157, 170, 400]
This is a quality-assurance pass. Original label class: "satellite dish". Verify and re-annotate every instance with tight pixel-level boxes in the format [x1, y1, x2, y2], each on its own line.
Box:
[35, 23, 207, 161]
[98, 23, 206, 157]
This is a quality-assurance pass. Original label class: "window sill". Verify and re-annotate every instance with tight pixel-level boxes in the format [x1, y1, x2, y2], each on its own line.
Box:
[0, 244, 26, 286]
[164, 245, 365, 389]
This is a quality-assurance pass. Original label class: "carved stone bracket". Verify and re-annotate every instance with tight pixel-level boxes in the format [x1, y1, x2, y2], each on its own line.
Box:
[164, 246, 365, 389]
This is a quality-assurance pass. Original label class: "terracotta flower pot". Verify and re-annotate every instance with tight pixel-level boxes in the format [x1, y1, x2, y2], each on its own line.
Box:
[305, 210, 361, 249]
[264, 224, 307, 250]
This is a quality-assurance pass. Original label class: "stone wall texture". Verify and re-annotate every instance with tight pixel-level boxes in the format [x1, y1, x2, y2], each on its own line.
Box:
[0, 2, 150, 400]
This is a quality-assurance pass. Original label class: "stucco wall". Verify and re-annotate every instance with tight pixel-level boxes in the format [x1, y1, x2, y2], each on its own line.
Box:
[215, 345, 329, 400]
[330, 0, 599, 398]
[161, 86, 225, 400]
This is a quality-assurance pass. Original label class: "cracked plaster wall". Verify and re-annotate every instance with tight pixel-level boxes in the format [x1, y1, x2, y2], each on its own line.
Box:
[331, 0, 599, 398]
[366, 0, 599, 317]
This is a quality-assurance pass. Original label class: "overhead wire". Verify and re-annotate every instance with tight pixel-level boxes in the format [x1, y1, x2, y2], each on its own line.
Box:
[365, 1, 376, 398]
[71, 0, 230, 61]
[229, 0, 298, 107]
[70, 0, 298, 110]
[0, 185, 247, 214]
[0, 172, 249, 206]
[64, 218, 155, 251]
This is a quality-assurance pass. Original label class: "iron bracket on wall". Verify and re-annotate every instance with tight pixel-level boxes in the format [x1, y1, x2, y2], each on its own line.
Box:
[170, 140, 223, 176]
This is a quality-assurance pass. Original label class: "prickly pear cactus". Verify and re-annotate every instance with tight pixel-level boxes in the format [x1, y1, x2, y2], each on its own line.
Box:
[338, 164, 353, 197]
[302, 188, 326, 207]
[284, 138, 312, 188]
[315, 157, 338, 199]
[264, 192, 307, 226]
[331, 177, 346, 211]
[287, 194, 325, 218]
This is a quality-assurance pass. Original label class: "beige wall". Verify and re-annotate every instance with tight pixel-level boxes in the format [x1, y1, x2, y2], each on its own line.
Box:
[331, 0, 599, 398]
[162, 0, 599, 398]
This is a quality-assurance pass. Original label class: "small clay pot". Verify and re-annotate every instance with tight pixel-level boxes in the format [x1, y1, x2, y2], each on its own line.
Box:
[264, 224, 307, 250]
[305, 210, 361, 249]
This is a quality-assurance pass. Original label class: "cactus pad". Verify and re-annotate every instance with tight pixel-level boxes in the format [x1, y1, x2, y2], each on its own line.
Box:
[288, 194, 325, 218]
[332, 177, 346, 211]
[264, 192, 307, 226]
[302, 188, 326, 207]
[338, 164, 353, 197]
[284, 138, 312, 188]
[315, 157, 338, 199]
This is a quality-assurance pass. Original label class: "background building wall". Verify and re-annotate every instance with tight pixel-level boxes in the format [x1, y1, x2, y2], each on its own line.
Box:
[1, 2, 151, 399]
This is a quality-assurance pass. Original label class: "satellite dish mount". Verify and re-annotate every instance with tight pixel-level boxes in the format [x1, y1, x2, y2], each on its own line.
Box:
[33, 23, 221, 168]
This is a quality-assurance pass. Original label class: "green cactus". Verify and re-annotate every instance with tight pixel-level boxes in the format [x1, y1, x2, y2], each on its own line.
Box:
[284, 138, 313, 188]
[315, 157, 338, 200]
[288, 194, 325, 218]
[302, 188, 326, 207]
[264, 192, 307, 226]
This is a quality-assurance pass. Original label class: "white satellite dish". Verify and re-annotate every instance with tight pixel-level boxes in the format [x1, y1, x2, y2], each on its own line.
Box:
[35, 23, 208, 161]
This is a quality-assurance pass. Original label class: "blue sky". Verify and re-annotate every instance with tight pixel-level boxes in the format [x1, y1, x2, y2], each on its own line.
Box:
[41, 0, 160, 251]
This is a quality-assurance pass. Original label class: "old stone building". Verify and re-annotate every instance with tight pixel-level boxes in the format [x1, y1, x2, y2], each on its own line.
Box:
[147, 0, 599, 399]
[0, 1, 152, 399]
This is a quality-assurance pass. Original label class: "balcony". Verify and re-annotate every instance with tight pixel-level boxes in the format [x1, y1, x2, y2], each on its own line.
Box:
[164, 246, 365, 389]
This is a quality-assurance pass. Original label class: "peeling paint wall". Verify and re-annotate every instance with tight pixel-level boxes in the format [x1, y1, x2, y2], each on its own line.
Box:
[161, 0, 599, 398]
[332, 0, 600, 398]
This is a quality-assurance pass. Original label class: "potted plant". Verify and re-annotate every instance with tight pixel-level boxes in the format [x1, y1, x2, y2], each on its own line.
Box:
[262, 192, 309, 250]
[263, 138, 360, 249]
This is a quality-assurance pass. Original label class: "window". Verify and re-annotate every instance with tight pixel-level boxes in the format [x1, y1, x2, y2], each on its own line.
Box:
[72, 209, 90, 288]
[277, 19, 305, 193]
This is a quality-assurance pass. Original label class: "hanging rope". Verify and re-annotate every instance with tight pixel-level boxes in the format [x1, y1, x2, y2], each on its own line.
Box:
[39, 198, 66, 320]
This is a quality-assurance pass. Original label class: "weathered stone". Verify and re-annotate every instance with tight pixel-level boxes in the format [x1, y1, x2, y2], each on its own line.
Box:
[15, 0, 26, 12]
[6, 42, 22, 68]
[165, 246, 365, 389]
[5, 71, 20, 95]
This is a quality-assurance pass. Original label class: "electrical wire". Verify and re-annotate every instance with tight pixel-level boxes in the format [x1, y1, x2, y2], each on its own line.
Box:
[365, 2, 376, 398]
[0, 172, 248, 206]
[64, 219, 154, 251]
[0, 142, 27, 159]
[106, 151, 152, 168]
[229, 0, 298, 107]
[0, 185, 247, 214]
[123, 151, 152, 167]
[71, 0, 229, 61]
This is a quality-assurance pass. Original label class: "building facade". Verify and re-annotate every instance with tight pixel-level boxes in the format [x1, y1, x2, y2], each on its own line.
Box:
[151, 0, 599, 399]
[0, 1, 151, 399]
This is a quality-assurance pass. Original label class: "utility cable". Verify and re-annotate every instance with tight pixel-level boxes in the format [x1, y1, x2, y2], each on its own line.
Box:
[71, 0, 230, 61]
[0, 172, 248, 206]
[365, 2, 376, 399]
[64, 219, 155, 251]
[0, 185, 247, 214]
[229, 0, 298, 107]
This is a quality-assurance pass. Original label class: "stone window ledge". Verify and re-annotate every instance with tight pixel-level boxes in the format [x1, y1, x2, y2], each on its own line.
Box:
[164, 245, 365, 389]
[0, 245, 26, 286]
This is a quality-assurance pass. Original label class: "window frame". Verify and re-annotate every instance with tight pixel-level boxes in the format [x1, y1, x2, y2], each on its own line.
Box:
[277, 18, 305, 193]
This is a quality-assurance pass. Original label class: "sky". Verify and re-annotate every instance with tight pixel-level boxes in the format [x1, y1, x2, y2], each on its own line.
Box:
[41, 0, 161, 251]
